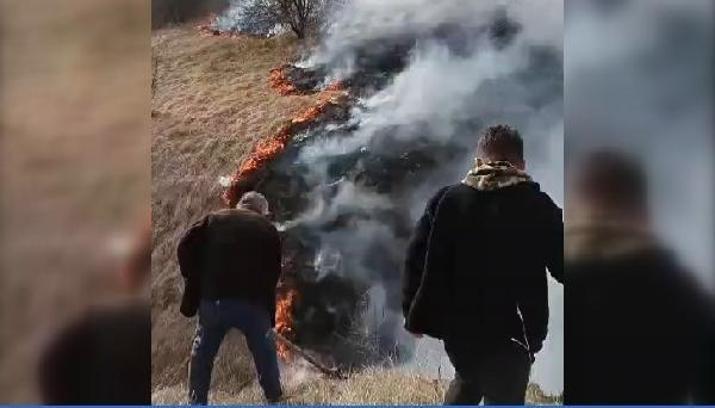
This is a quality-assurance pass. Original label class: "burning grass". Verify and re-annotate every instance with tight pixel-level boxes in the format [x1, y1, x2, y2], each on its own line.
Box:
[152, 21, 564, 406]
[222, 80, 348, 207]
[151, 26, 320, 390]
[269, 64, 305, 96]
[275, 289, 299, 360]
[220, 68, 351, 359]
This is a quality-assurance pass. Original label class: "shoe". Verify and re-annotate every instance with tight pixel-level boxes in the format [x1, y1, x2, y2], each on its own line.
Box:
[266, 391, 284, 404]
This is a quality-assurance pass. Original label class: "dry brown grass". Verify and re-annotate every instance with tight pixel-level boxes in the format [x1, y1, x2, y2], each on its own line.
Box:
[150, 25, 563, 407]
[153, 367, 446, 405]
[152, 366, 561, 405]
[0, 0, 149, 401]
[148, 26, 458, 405]
[151, 26, 322, 390]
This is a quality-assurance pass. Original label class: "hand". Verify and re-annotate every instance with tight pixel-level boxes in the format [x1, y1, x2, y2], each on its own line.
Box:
[403, 318, 423, 338]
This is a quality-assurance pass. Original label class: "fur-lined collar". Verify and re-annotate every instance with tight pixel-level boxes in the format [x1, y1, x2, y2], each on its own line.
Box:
[565, 218, 659, 261]
[462, 159, 533, 191]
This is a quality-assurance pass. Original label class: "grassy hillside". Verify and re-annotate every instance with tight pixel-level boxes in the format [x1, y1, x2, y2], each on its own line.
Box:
[150, 25, 562, 405]
[150, 26, 322, 389]
[153, 367, 445, 404]
[152, 366, 560, 404]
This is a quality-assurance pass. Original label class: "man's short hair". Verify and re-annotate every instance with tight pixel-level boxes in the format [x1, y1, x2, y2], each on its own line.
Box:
[237, 191, 269, 215]
[573, 150, 647, 213]
[477, 124, 524, 163]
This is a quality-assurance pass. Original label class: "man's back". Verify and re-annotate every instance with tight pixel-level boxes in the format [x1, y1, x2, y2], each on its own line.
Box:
[444, 183, 558, 345]
[404, 182, 562, 350]
[565, 244, 709, 404]
[182, 208, 281, 316]
[401, 125, 563, 405]
[179, 193, 285, 404]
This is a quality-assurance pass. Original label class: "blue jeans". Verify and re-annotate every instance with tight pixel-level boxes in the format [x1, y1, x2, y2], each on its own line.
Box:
[189, 299, 281, 404]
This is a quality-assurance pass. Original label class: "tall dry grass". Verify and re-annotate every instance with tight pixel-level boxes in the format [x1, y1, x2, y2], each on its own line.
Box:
[150, 25, 564, 407]
[152, 365, 561, 405]
[151, 26, 321, 389]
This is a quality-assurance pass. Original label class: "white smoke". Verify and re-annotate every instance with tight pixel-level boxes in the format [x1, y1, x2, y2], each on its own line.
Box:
[566, 0, 714, 292]
[309, 0, 562, 73]
[280, 0, 566, 393]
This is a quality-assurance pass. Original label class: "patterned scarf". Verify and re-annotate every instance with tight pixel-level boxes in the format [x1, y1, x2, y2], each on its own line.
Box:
[461, 159, 533, 191]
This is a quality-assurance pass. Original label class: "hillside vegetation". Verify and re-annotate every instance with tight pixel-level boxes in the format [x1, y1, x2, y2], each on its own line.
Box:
[151, 26, 320, 389]
[150, 25, 561, 405]
[152, 365, 560, 405]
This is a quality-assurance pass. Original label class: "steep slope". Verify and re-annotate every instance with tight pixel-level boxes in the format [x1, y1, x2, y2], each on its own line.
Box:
[150, 25, 562, 406]
[151, 26, 319, 389]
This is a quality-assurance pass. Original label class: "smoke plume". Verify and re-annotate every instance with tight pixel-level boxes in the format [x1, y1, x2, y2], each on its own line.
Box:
[231, 0, 564, 392]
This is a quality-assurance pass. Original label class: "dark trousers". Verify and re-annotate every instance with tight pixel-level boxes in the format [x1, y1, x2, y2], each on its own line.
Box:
[188, 299, 281, 404]
[444, 339, 532, 405]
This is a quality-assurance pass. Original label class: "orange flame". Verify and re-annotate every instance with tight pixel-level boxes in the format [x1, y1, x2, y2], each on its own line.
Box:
[269, 65, 347, 96]
[222, 81, 347, 207]
[269, 65, 303, 96]
[219, 66, 349, 362]
[275, 289, 299, 360]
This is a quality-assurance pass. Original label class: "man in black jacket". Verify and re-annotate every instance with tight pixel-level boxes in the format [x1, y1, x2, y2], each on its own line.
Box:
[402, 124, 563, 405]
[564, 150, 712, 404]
[178, 191, 282, 404]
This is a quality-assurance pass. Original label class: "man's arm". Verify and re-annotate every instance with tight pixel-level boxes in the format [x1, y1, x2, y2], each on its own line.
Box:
[517, 195, 559, 352]
[517, 270, 549, 354]
[404, 188, 455, 337]
[542, 195, 564, 284]
[402, 187, 450, 319]
[177, 216, 209, 279]
[177, 216, 209, 318]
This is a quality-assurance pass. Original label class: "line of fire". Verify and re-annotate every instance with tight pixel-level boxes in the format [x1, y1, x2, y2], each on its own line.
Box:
[196, 7, 551, 375]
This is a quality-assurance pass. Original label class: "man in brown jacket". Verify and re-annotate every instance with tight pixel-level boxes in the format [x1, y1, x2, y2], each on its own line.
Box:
[178, 191, 282, 404]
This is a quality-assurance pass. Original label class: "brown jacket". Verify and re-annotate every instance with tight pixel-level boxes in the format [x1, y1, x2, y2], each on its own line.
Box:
[177, 208, 282, 323]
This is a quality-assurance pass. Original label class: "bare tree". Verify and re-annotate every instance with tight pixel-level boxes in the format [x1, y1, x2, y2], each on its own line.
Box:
[271, 0, 320, 39]
[260, 0, 324, 38]
[225, 0, 326, 39]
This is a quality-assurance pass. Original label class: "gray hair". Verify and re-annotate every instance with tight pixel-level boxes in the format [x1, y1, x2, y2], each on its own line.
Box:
[236, 191, 269, 215]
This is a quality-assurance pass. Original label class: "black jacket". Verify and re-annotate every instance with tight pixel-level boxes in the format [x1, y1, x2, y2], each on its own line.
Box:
[177, 208, 282, 323]
[39, 302, 150, 404]
[565, 246, 712, 404]
[402, 183, 563, 352]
